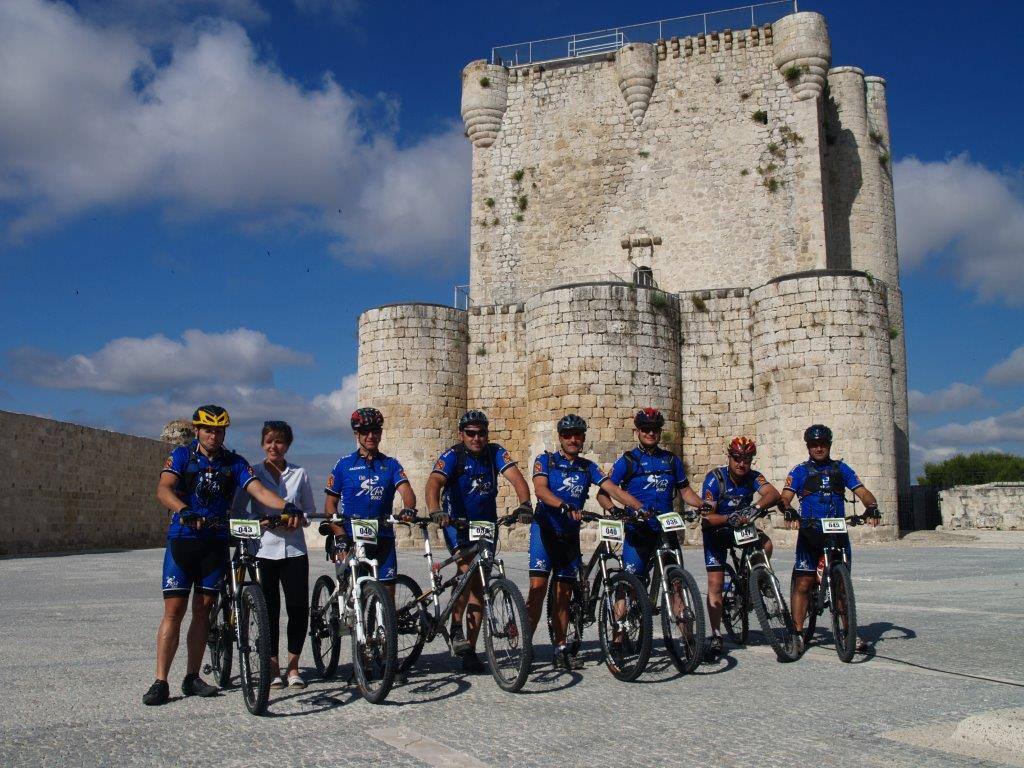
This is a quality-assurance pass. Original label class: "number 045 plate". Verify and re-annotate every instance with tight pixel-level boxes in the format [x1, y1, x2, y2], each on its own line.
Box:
[821, 517, 848, 533]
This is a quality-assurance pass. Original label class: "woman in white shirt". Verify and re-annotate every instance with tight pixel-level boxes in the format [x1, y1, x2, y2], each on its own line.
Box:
[233, 420, 316, 689]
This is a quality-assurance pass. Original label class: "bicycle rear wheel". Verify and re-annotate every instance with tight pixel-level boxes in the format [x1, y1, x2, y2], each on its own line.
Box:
[309, 575, 340, 678]
[830, 563, 857, 662]
[206, 587, 233, 688]
[661, 566, 706, 674]
[546, 576, 585, 657]
[721, 564, 748, 645]
[749, 566, 798, 662]
[484, 577, 533, 692]
[237, 584, 272, 715]
[393, 574, 427, 674]
[351, 580, 398, 703]
[597, 571, 653, 682]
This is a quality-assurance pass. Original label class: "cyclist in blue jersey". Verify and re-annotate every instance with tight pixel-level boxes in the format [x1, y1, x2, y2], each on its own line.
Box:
[322, 408, 417, 595]
[779, 424, 880, 656]
[524, 415, 645, 671]
[424, 410, 532, 672]
[597, 408, 705, 579]
[144, 405, 302, 706]
[699, 436, 781, 659]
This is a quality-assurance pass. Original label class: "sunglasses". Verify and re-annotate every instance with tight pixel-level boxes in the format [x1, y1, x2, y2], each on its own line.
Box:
[463, 429, 488, 438]
[637, 426, 662, 434]
[356, 427, 382, 435]
[729, 454, 753, 464]
[559, 431, 586, 439]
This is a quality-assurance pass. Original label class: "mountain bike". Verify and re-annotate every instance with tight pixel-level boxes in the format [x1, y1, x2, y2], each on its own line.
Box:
[717, 507, 799, 662]
[544, 509, 652, 682]
[392, 513, 533, 692]
[801, 513, 866, 662]
[203, 516, 272, 715]
[308, 517, 398, 704]
[645, 510, 706, 673]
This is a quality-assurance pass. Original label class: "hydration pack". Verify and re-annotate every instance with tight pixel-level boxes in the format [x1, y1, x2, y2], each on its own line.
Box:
[801, 460, 845, 497]
[617, 448, 678, 489]
[177, 445, 240, 506]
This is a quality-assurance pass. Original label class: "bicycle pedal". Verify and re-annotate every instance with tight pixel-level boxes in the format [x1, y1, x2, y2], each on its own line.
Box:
[202, 664, 213, 674]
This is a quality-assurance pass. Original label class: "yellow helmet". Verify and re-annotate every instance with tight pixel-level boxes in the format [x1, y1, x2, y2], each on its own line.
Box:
[192, 404, 230, 428]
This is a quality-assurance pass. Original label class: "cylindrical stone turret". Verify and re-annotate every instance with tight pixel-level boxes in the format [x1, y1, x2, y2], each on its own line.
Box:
[615, 43, 659, 125]
[751, 272, 897, 541]
[773, 12, 831, 100]
[461, 60, 509, 148]
[524, 283, 681, 489]
[357, 304, 468, 512]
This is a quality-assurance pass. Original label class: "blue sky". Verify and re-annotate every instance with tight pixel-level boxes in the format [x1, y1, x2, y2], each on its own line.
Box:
[2, 0, 1023, 489]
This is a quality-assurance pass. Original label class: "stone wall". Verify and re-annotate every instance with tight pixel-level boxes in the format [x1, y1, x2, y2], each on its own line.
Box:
[941, 483, 1024, 531]
[1, 411, 169, 556]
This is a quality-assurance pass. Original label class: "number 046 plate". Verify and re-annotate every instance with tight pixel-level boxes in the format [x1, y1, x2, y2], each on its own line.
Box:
[821, 517, 848, 533]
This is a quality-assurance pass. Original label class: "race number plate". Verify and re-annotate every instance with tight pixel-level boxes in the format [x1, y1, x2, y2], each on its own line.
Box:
[469, 521, 496, 541]
[733, 524, 758, 545]
[229, 519, 261, 539]
[657, 512, 685, 532]
[600, 519, 624, 543]
[352, 519, 379, 544]
[821, 517, 848, 533]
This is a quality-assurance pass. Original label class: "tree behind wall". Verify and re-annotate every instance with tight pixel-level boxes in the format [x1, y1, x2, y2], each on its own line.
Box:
[918, 452, 1024, 488]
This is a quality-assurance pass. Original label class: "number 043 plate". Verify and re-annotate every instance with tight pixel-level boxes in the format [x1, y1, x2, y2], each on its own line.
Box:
[229, 519, 261, 539]
[821, 517, 848, 533]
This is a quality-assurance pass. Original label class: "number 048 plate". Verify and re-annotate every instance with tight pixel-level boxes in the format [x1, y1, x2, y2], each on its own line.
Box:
[352, 519, 379, 543]
[821, 517, 848, 533]
[600, 519, 624, 543]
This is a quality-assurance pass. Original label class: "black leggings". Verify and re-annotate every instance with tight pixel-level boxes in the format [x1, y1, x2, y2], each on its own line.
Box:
[258, 555, 309, 658]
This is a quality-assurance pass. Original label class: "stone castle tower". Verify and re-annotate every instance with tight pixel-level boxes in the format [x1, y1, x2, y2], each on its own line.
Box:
[358, 11, 908, 541]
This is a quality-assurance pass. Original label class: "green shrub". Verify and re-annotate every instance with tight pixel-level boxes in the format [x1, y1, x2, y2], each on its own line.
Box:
[517, 195, 528, 211]
[783, 64, 805, 81]
[918, 452, 1024, 488]
[484, 197, 495, 208]
[512, 169, 525, 182]
[752, 110, 768, 125]
[479, 76, 490, 88]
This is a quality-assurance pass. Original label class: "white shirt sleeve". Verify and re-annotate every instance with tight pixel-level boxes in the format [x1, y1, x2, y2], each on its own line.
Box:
[296, 467, 316, 524]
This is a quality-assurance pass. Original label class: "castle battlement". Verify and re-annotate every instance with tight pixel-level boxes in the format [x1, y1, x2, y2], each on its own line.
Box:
[360, 10, 908, 542]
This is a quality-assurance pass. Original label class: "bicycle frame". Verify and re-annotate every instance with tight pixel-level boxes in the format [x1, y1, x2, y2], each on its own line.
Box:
[325, 537, 380, 645]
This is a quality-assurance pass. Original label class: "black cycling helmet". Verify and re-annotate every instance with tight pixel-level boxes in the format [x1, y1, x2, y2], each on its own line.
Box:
[557, 414, 587, 433]
[803, 424, 833, 444]
[192, 404, 230, 428]
[634, 407, 665, 430]
[350, 407, 384, 431]
[459, 410, 489, 431]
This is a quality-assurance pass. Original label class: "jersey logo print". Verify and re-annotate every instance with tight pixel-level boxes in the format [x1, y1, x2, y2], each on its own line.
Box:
[468, 476, 492, 495]
[356, 475, 384, 500]
[643, 473, 670, 492]
[164, 576, 179, 589]
[558, 475, 584, 498]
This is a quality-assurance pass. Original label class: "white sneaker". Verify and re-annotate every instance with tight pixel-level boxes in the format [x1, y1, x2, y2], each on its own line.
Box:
[270, 675, 287, 689]
[287, 671, 306, 689]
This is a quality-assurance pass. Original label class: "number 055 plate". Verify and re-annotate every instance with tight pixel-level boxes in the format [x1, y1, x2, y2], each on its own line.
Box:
[821, 517, 847, 533]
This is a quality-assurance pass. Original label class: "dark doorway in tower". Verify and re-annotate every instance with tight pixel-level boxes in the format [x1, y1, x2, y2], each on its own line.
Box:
[633, 266, 656, 288]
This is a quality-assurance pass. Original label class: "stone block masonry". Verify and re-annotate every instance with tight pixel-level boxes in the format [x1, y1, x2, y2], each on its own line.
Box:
[1, 410, 170, 556]
[358, 10, 908, 544]
[941, 483, 1024, 531]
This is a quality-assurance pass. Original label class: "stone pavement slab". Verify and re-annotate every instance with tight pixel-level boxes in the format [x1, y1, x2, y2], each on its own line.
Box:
[0, 543, 1021, 767]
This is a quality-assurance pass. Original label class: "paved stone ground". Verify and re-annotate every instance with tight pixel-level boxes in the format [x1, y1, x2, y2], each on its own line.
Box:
[1, 541, 1022, 767]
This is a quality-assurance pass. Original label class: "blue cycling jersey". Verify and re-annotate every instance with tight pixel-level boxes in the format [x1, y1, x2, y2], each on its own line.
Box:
[609, 446, 688, 532]
[532, 451, 607, 535]
[161, 440, 256, 540]
[325, 450, 409, 539]
[701, 467, 768, 529]
[432, 443, 516, 523]
[784, 458, 862, 520]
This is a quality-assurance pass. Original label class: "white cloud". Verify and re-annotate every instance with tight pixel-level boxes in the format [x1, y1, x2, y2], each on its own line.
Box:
[0, 0, 469, 263]
[921, 405, 1024, 446]
[119, 376, 358, 439]
[75, 0, 270, 43]
[894, 154, 1024, 305]
[8, 328, 310, 394]
[985, 345, 1024, 386]
[908, 382, 986, 414]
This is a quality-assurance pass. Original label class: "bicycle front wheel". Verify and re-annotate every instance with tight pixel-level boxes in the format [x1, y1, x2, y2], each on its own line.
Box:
[830, 563, 858, 662]
[546, 576, 585, 657]
[721, 564, 748, 645]
[484, 577, 533, 692]
[597, 571, 653, 682]
[206, 587, 233, 688]
[749, 566, 798, 662]
[351, 580, 398, 704]
[661, 566, 706, 674]
[393, 574, 427, 674]
[237, 584, 272, 715]
[309, 575, 340, 679]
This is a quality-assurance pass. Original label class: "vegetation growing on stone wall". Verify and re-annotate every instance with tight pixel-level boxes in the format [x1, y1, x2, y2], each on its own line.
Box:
[475, 346, 487, 356]
[512, 169, 525, 182]
[779, 125, 803, 145]
[514, 214, 524, 222]
[739, 91, 750, 101]
[638, 150, 650, 158]
[918, 452, 1024, 487]
[752, 110, 768, 125]
[783, 64, 805, 81]
[479, 76, 490, 88]
[767, 142, 783, 158]
[491, 217, 500, 226]
[517, 195, 528, 212]
[878, 151, 890, 167]
[691, 295, 708, 312]
[650, 292, 670, 310]
[484, 197, 494, 208]
[864, 270, 875, 286]
[868, 129, 883, 144]
[714, 74, 722, 84]
[888, 326, 900, 339]
[740, 168, 749, 176]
